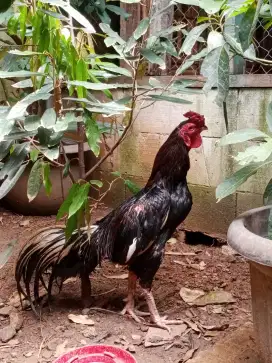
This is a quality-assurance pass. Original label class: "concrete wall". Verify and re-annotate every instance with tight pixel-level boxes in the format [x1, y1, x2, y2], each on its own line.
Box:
[100, 88, 272, 236]
[1, 82, 270, 236]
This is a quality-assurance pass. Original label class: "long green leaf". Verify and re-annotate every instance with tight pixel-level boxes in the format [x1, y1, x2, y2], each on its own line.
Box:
[27, 160, 43, 202]
[234, 140, 272, 166]
[181, 24, 209, 55]
[40, 0, 95, 33]
[140, 49, 166, 69]
[99, 22, 125, 45]
[57, 183, 81, 220]
[106, 4, 131, 19]
[264, 179, 272, 205]
[220, 129, 269, 145]
[99, 64, 132, 77]
[0, 141, 12, 161]
[7, 90, 52, 120]
[216, 162, 272, 201]
[85, 116, 101, 157]
[76, 59, 89, 99]
[41, 108, 57, 129]
[201, 45, 230, 104]
[68, 183, 90, 218]
[43, 147, 59, 161]
[0, 71, 45, 78]
[0, 143, 29, 180]
[0, 240, 17, 269]
[215, 46, 229, 105]
[24, 115, 41, 132]
[144, 94, 192, 104]
[0, 163, 27, 199]
[199, 0, 225, 14]
[133, 17, 150, 40]
[42, 162, 52, 196]
[90, 180, 103, 188]
[125, 179, 141, 195]
[172, 0, 199, 5]
[267, 102, 272, 132]
[65, 214, 78, 239]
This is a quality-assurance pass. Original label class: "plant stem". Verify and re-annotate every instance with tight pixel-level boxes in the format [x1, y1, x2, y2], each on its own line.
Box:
[248, 0, 263, 45]
[85, 63, 140, 180]
[77, 123, 86, 179]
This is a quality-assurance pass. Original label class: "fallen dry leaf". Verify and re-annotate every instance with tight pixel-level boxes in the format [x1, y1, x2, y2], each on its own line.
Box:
[200, 323, 229, 331]
[193, 291, 235, 306]
[167, 238, 178, 245]
[190, 261, 206, 271]
[166, 252, 196, 257]
[174, 260, 187, 266]
[19, 220, 30, 227]
[180, 288, 235, 306]
[183, 347, 198, 362]
[68, 314, 94, 326]
[183, 319, 201, 333]
[179, 287, 205, 304]
[103, 273, 128, 280]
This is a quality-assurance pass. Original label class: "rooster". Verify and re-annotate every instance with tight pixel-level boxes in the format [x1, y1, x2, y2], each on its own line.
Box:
[15, 111, 207, 330]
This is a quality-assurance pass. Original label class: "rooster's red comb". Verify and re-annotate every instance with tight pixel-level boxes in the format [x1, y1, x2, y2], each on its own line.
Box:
[183, 111, 205, 127]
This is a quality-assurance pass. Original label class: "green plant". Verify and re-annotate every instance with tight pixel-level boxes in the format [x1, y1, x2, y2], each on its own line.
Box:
[0, 0, 200, 237]
[171, 0, 272, 205]
[0, 240, 17, 269]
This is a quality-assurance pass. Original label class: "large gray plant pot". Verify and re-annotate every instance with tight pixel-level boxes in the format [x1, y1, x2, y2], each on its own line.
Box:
[228, 206, 272, 363]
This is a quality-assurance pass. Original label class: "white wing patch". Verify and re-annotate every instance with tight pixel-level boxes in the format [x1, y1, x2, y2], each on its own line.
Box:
[161, 208, 169, 230]
[126, 237, 137, 263]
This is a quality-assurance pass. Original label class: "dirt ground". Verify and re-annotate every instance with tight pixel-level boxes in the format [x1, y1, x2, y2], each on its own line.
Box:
[0, 208, 252, 363]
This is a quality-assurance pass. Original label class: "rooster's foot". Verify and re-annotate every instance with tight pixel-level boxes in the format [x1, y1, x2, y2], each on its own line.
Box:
[151, 316, 183, 332]
[121, 303, 149, 323]
[141, 287, 183, 332]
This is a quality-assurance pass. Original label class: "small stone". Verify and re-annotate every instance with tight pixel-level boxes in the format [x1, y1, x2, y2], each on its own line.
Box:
[128, 344, 136, 353]
[19, 220, 30, 227]
[0, 306, 12, 317]
[167, 238, 177, 245]
[8, 339, 19, 346]
[0, 326, 16, 343]
[47, 339, 60, 351]
[131, 334, 141, 341]
[24, 351, 33, 357]
[144, 325, 187, 348]
[82, 308, 90, 315]
[42, 350, 52, 359]
[81, 339, 87, 345]
[114, 338, 121, 344]
[212, 306, 224, 314]
[82, 327, 97, 338]
[140, 326, 148, 332]
[10, 352, 17, 358]
[222, 245, 238, 257]
[10, 311, 23, 331]
[96, 317, 100, 323]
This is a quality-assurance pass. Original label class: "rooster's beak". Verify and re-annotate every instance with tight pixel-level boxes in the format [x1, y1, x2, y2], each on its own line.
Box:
[202, 125, 208, 131]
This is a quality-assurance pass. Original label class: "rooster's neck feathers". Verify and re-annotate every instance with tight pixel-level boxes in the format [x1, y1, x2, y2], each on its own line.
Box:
[147, 128, 189, 186]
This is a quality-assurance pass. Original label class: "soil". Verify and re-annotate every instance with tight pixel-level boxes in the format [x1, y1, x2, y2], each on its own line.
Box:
[0, 208, 252, 363]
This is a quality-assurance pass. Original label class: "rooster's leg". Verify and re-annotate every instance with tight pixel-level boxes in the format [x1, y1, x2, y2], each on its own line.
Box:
[80, 271, 92, 308]
[121, 271, 149, 322]
[141, 287, 183, 332]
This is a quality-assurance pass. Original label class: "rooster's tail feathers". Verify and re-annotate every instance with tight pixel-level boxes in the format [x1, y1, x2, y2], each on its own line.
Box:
[15, 225, 99, 314]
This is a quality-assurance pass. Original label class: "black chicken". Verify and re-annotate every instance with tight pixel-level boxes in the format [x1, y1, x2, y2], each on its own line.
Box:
[15, 111, 207, 330]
